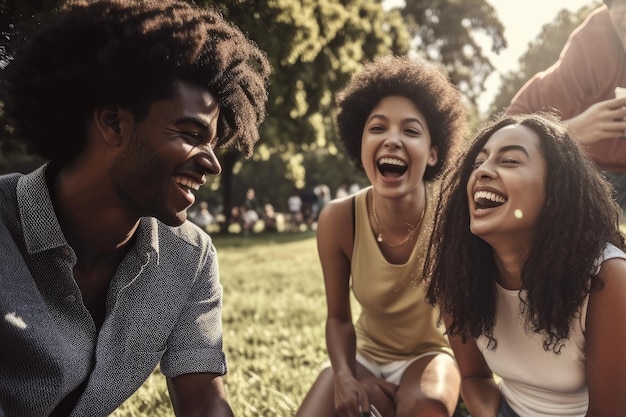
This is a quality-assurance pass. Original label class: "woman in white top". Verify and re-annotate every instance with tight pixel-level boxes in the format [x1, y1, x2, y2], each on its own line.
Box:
[426, 113, 626, 417]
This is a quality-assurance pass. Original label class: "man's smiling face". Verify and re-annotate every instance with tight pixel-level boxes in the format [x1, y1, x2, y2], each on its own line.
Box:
[111, 80, 222, 226]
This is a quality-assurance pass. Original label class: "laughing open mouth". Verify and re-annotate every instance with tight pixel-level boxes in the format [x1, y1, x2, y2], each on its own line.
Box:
[474, 190, 507, 209]
[377, 157, 407, 177]
[174, 175, 202, 192]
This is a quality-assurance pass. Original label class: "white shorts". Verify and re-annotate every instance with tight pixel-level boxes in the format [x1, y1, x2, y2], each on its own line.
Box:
[355, 351, 441, 385]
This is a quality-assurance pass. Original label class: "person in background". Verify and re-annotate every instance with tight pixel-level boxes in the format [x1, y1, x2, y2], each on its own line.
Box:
[426, 113, 626, 417]
[242, 187, 262, 218]
[239, 187, 260, 234]
[262, 203, 278, 232]
[335, 182, 350, 199]
[313, 184, 332, 223]
[287, 187, 303, 230]
[0, 0, 270, 415]
[296, 55, 466, 417]
[189, 201, 215, 231]
[506, 0, 626, 216]
[300, 187, 318, 229]
[348, 182, 361, 195]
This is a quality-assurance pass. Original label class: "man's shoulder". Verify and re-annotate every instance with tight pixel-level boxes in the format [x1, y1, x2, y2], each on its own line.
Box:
[153, 218, 213, 251]
[0, 173, 23, 219]
[570, 6, 613, 43]
[0, 172, 23, 191]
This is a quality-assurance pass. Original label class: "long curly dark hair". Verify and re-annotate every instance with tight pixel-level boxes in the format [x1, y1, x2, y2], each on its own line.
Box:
[426, 112, 625, 353]
[3, 0, 271, 164]
[335, 55, 466, 180]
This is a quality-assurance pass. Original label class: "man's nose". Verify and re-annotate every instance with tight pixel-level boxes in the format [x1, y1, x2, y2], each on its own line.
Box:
[195, 145, 222, 176]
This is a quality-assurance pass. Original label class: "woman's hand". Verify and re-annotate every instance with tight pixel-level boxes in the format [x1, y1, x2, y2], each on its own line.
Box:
[358, 376, 397, 416]
[333, 373, 371, 417]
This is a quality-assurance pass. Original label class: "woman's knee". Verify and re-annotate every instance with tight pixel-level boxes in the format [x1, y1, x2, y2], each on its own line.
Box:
[394, 354, 460, 416]
[395, 397, 451, 417]
[295, 367, 335, 417]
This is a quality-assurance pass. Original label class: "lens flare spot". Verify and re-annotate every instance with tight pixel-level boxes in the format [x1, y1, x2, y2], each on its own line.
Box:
[514, 209, 523, 219]
[5, 312, 27, 329]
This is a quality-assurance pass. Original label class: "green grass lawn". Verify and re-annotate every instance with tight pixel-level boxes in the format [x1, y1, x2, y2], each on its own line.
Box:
[111, 231, 468, 417]
[112, 231, 329, 416]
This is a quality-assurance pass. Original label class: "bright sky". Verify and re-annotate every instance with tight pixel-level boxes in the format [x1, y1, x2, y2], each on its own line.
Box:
[383, 0, 600, 114]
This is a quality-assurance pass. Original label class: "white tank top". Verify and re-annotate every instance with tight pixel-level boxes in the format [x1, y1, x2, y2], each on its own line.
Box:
[476, 243, 626, 416]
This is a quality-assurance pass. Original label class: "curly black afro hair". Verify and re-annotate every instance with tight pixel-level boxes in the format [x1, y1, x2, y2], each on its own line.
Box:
[335, 55, 466, 180]
[3, 0, 271, 164]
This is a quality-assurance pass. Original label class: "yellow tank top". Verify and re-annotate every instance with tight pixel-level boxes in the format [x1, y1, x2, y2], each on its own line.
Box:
[352, 183, 451, 363]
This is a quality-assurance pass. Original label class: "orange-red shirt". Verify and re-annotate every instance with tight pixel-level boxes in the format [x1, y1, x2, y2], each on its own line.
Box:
[507, 6, 626, 172]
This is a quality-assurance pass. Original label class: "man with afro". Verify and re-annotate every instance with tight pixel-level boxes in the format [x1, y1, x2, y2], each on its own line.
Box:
[0, 0, 270, 415]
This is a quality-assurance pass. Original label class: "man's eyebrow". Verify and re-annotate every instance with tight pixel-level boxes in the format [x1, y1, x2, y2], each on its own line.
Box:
[175, 116, 211, 131]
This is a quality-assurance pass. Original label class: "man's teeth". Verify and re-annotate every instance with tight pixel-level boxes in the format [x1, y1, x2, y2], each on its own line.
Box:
[378, 157, 406, 167]
[175, 176, 200, 191]
[474, 190, 506, 203]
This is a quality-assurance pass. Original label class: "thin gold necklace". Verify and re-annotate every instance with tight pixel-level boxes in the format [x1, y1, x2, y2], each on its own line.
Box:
[372, 193, 425, 247]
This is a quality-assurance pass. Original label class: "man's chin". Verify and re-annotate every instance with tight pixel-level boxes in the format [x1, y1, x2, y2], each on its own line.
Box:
[159, 211, 188, 227]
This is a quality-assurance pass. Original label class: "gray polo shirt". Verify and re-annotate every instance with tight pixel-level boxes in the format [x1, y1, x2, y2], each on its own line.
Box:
[0, 165, 227, 416]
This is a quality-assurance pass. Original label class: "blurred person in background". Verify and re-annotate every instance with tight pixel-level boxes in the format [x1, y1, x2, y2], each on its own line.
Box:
[239, 187, 261, 234]
[287, 187, 303, 230]
[189, 201, 215, 231]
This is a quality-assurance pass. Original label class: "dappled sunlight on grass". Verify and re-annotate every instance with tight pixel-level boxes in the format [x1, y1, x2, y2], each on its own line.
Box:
[110, 229, 476, 416]
[112, 233, 329, 416]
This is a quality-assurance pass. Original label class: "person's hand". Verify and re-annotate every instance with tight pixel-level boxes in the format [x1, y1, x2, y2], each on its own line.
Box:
[358, 376, 397, 415]
[565, 96, 626, 145]
[333, 373, 371, 417]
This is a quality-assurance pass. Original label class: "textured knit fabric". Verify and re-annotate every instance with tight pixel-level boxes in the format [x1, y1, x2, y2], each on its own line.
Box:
[0, 164, 227, 417]
[476, 243, 626, 417]
[352, 184, 451, 363]
[506, 6, 626, 173]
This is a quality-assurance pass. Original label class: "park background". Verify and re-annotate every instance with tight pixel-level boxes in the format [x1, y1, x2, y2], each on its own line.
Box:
[0, 0, 603, 415]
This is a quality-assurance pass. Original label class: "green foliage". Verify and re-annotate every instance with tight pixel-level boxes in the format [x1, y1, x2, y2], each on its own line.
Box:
[0, 135, 44, 174]
[0, 0, 507, 222]
[202, 0, 410, 152]
[487, 2, 602, 117]
[399, 0, 507, 105]
[0, 1, 63, 174]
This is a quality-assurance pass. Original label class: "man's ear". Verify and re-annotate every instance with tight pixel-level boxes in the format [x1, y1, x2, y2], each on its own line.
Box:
[92, 105, 134, 147]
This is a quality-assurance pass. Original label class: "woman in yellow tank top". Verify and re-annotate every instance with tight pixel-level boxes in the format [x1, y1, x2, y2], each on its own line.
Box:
[296, 55, 466, 417]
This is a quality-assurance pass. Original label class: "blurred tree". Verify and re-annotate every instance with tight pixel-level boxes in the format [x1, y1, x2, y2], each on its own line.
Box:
[0, 0, 509, 231]
[398, 0, 507, 105]
[201, 0, 411, 230]
[487, 2, 601, 118]
[0, 0, 408, 205]
[0, 0, 62, 174]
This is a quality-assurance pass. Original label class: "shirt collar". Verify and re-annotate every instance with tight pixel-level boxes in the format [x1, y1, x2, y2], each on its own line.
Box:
[17, 163, 68, 254]
[16, 163, 159, 261]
